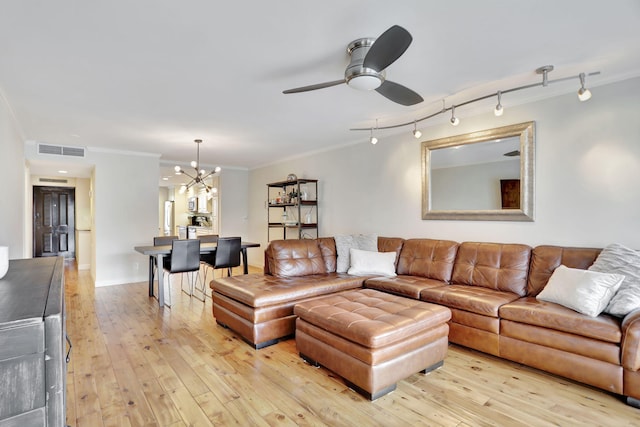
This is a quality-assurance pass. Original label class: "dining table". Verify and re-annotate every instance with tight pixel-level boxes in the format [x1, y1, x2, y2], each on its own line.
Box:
[134, 240, 260, 307]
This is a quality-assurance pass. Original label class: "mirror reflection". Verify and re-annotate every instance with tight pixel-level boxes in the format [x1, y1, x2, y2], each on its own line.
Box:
[421, 121, 535, 221]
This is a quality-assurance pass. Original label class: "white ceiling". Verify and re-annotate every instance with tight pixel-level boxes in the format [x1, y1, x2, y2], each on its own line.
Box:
[2, 1, 640, 184]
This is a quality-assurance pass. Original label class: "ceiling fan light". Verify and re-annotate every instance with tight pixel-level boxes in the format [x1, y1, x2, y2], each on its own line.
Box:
[348, 74, 383, 91]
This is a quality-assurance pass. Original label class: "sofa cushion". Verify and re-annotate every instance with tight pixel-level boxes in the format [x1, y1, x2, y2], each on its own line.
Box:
[500, 297, 622, 343]
[377, 237, 405, 268]
[211, 272, 364, 308]
[536, 265, 624, 317]
[265, 239, 326, 277]
[500, 320, 620, 365]
[420, 284, 521, 317]
[365, 275, 445, 299]
[335, 234, 378, 273]
[528, 245, 601, 296]
[451, 242, 531, 296]
[317, 237, 338, 273]
[347, 248, 397, 277]
[396, 238, 458, 282]
[589, 243, 640, 317]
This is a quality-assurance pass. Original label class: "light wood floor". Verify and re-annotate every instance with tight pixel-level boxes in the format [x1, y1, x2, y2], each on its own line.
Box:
[64, 262, 640, 427]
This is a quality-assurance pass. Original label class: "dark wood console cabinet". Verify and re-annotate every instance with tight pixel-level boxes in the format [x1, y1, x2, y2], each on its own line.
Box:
[0, 257, 66, 427]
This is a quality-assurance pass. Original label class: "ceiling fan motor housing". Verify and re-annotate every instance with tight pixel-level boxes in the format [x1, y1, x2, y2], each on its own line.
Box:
[345, 38, 385, 90]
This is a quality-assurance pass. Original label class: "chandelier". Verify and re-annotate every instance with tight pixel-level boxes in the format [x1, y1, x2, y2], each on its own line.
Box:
[174, 139, 221, 194]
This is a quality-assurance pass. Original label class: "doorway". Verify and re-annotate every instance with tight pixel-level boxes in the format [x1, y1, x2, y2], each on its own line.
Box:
[33, 186, 76, 259]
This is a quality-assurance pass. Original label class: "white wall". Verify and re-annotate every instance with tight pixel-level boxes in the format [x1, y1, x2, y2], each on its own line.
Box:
[432, 160, 520, 210]
[248, 77, 640, 253]
[22, 143, 159, 286]
[92, 149, 159, 286]
[219, 168, 249, 237]
[0, 90, 25, 258]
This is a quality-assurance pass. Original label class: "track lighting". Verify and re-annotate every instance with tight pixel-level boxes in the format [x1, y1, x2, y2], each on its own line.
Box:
[412, 121, 422, 139]
[578, 73, 592, 102]
[494, 91, 504, 116]
[351, 65, 600, 135]
[450, 106, 459, 126]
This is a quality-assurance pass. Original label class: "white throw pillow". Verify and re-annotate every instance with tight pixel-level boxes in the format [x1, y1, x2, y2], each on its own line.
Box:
[347, 248, 397, 277]
[334, 234, 378, 273]
[536, 265, 625, 317]
[589, 243, 640, 317]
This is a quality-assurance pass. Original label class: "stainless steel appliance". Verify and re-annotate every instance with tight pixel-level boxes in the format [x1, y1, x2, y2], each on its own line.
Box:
[163, 200, 174, 236]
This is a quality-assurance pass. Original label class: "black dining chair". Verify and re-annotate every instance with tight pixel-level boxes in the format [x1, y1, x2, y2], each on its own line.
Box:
[197, 234, 219, 297]
[201, 237, 242, 281]
[161, 239, 201, 306]
[150, 235, 178, 287]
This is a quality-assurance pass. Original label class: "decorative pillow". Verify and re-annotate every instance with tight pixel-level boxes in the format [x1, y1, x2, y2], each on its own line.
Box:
[589, 243, 640, 317]
[334, 234, 378, 273]
[347, 248, 397, 277]
[536, 265, 624, 317]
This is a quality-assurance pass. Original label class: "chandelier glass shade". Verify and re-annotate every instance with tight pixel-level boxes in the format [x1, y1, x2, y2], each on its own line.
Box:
[174, 139, 221, 194]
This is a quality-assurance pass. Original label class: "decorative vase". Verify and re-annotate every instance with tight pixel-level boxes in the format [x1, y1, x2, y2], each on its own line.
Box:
[0, 246, 8, 279]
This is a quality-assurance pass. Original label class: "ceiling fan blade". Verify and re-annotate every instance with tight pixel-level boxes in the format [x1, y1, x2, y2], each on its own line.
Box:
[375, 80, 424, 106]
[363, 25, 412, 72]
[283, 79, 346, 94]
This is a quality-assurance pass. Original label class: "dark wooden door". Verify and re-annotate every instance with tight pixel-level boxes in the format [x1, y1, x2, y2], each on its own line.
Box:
[33, 186, 75, 259]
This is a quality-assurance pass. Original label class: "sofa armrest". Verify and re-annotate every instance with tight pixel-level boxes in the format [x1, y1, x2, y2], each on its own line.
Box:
[621, 308, 640, 371]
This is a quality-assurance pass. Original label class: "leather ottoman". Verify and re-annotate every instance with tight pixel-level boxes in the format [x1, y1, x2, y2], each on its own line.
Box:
[294, 288, 451, 400]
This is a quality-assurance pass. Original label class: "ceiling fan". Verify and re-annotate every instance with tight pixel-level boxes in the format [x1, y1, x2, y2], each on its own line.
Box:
[283, 25, 424, 106]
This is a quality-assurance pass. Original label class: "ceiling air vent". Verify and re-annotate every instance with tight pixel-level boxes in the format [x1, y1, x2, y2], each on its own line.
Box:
[38, 143, 86, 158]
[39, 178, 69, 183]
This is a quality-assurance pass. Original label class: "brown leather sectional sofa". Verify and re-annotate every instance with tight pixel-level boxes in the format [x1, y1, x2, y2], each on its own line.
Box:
[210, 237, 640, 406]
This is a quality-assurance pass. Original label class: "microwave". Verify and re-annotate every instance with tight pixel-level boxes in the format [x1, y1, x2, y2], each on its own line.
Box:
[188, 197, 197, 212]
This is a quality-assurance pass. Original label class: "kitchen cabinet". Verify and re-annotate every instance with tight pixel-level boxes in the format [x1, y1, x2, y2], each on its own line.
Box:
[267, 179, 318, 241]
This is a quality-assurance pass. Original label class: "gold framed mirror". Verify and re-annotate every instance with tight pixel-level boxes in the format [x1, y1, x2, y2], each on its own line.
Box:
[421, 121, 535, 221]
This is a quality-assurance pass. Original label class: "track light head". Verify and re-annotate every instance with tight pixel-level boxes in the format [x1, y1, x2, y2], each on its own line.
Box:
[450, 106, 459, 126]
[369, 127, 378, 144]
[578, 73, 592, 101]
[413, 121, 422, 139]
[494, 91, 504, 116]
